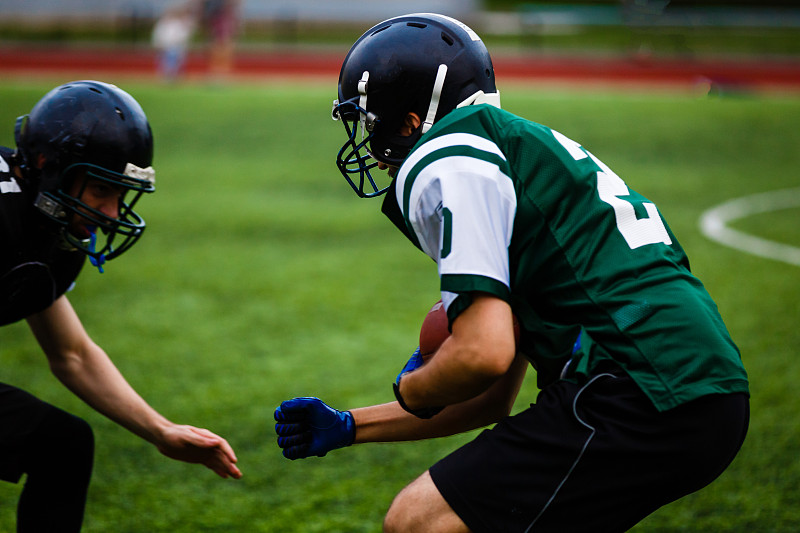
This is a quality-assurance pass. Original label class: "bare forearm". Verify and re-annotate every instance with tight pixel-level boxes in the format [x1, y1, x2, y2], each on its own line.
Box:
[353, 355, 527, 443]
[28, 296, 169, 443]
[353, 401, 492, 443]
[398, 294, 518, 411]
[398, 337, 502, 410]
[29, 296, 242, 479]
[49, 344, 170, 443]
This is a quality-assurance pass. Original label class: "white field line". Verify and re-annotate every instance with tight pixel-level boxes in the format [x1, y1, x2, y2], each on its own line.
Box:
[699, 187, 800, 267]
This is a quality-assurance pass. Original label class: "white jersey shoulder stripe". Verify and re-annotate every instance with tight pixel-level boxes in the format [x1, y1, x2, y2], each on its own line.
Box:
[400, 153, 517, 291]
[396, 132, 507, 206]
[401, 132, 506, 179]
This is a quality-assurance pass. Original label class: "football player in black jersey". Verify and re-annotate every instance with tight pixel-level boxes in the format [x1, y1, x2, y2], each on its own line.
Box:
[0, 80, 241, 532]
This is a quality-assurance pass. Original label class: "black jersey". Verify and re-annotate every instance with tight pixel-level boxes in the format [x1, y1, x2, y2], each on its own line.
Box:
[0, 147, 85, 326]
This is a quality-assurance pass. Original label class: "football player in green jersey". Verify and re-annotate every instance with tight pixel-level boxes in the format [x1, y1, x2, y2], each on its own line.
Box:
[275, 13, 749, 533]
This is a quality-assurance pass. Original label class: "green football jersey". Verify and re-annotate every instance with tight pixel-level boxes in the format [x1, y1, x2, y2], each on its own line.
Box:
[382, 104, 749, 412]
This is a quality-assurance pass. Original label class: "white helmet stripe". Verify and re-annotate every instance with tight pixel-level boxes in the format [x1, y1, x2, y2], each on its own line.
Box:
[422, 64, 448, 134]
[358, 70, 370, 141]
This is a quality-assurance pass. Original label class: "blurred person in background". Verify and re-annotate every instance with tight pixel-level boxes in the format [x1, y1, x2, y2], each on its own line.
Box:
[201, 0, 241, 79]
[0, 80, 241, 533]
[152, 0, 198, 82]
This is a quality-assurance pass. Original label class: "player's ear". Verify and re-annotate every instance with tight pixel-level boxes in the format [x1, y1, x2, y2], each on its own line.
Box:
[400, 112, 421, 136]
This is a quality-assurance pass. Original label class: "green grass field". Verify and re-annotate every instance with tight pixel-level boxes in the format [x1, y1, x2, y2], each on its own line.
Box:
[1, 78, 799, 532]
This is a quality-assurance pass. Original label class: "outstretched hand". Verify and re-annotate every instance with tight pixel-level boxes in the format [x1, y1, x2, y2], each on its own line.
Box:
[274, 397, 355, 460]
[156, 424, 242, 479]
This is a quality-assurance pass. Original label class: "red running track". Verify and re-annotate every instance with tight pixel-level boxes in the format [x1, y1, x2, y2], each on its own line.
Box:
[1, 46, 799, 90]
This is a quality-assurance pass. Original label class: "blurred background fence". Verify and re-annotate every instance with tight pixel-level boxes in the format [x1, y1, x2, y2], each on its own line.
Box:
[0, 1, 799, 90]
[1, 1, 799, 45]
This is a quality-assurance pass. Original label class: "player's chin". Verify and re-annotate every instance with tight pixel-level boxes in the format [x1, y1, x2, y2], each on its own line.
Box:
[67, 224, 91, 240]
[377, 161, 398, 178]
[67, 214, 95, 239]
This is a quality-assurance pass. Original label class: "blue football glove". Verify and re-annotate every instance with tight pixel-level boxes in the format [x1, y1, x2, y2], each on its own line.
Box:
[393, 347, 444, 419]
[395, 346, 425, 386]
[274, 397, 355, 460]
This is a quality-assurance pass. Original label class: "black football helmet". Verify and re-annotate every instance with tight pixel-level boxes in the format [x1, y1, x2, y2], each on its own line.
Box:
[332, 13, 500, 198]
[15, 80, 155, 267]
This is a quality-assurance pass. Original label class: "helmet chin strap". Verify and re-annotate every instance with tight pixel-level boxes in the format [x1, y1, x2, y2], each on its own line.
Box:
[422, 64, 448, 134]
[86, 226, 106, 273]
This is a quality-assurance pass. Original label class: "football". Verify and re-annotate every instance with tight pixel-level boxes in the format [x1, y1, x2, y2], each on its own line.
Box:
[419, 300, 451, 357]
[418, 300, 521, 359]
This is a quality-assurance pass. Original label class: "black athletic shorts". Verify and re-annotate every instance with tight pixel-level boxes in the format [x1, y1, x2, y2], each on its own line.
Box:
[0, 383, 56, 483]
[429, 368, 749, 533]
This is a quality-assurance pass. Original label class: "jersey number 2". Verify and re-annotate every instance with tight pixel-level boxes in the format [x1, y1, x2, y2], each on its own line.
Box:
[553, 130, 671, 249]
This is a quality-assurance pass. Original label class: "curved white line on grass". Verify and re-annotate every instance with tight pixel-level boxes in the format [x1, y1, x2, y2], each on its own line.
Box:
[699, 187, 800, 267]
